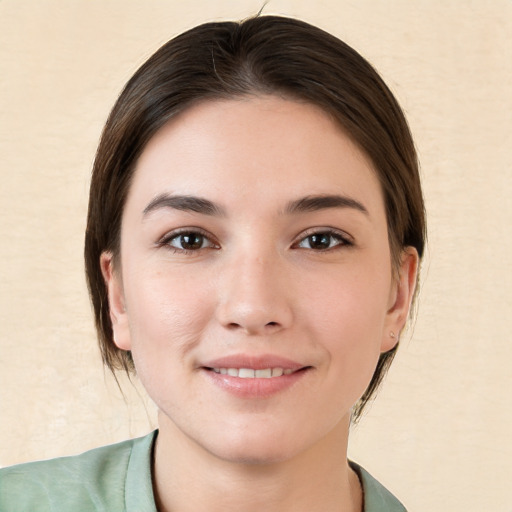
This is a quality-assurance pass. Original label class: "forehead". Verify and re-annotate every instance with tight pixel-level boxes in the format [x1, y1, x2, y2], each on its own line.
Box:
[126, 95, 384, 218]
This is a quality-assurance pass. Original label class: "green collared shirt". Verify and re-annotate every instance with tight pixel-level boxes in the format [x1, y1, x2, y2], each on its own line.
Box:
[0, 431, 406, 511]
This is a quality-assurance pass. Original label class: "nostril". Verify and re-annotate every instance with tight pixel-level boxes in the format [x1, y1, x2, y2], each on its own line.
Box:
[266, 322, 279, 327]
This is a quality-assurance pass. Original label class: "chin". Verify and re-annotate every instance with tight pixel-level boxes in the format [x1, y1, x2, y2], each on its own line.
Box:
[200, 419, 322, 467]
[208, 439, 297, 466]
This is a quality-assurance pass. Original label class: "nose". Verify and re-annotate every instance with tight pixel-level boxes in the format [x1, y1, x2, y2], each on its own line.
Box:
[215, 251, 293, 336]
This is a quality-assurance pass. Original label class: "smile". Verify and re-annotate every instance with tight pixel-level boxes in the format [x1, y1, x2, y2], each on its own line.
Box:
[211, 368, 294, 378]
[204, 364, 310, 398]
[201, 355, 310, 397]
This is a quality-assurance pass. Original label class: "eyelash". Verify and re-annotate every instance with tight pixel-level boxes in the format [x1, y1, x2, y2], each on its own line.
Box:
[157, 228, 353, 254]
[292, 229, 353, 251]
[157, 228, 219, 255]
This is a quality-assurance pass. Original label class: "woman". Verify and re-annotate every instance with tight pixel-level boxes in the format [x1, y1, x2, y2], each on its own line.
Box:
[0, 15, 425, 512]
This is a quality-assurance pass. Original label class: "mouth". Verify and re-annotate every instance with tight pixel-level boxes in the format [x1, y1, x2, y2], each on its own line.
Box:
[208, 367, 297, 378]
[201, 354, 309, 377]
[200, 356, 312, 398]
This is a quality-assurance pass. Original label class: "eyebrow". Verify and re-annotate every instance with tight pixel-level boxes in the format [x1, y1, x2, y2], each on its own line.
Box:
[142, 193, 368, 218]
[284, 194, 369, 216]
[143, 194, 226, 217]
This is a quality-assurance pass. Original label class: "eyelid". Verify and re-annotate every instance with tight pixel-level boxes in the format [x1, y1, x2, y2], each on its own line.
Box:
[157, 227, 220, 249]
[292, 227, 354, 248]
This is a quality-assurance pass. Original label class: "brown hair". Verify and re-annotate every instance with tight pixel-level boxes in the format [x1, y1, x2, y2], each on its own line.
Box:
[85, 15, 425, 420]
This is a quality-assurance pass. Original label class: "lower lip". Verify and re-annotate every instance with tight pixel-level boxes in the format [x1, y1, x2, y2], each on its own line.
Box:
[201, 368, 310, 398]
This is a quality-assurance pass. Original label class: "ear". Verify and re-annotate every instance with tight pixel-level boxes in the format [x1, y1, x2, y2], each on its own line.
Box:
[100, 252, 132, 351]
[381, 247, 419, 353]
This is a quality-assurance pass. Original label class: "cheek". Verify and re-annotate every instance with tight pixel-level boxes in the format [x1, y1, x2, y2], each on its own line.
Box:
[302, 263, 391, 339]
[123, 268, 215, 357]
[299, 266, 391, 399]
[121, 269, 216, 413]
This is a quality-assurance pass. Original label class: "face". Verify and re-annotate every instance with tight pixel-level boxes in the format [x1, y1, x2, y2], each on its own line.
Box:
[102, 96, 417, 464]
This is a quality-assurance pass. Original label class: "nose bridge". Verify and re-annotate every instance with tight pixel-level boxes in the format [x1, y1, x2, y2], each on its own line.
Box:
[216, 242, 292, 334]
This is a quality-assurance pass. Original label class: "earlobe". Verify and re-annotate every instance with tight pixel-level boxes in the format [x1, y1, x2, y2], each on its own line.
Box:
[100, 252, 132, 351]
[381, 247, 419, 352]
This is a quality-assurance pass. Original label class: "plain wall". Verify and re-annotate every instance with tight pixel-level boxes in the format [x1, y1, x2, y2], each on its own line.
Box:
[1, 1, 511, 511]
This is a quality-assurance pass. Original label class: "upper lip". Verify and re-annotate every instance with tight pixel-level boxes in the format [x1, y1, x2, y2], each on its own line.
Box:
[201, 354, 306, 371]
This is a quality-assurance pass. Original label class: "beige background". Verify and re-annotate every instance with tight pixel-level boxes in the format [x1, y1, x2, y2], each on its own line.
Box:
[1, 1, 511, 510]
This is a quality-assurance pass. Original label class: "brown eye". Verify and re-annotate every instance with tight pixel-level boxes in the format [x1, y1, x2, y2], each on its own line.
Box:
[297, 231, 349, 250]
[167, 232, 211, 251]
[307, 234, 332, 250]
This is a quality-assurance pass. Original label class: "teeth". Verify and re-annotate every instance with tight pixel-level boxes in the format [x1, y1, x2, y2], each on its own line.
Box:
[255, 369, 272, 378]
[212, 367, 293, 378]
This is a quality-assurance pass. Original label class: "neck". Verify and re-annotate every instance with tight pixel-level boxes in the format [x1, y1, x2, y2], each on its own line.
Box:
[152, 412, 362, 512]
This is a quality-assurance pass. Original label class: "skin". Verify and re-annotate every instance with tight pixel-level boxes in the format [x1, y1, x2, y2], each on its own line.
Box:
[101, 96, 418, 512]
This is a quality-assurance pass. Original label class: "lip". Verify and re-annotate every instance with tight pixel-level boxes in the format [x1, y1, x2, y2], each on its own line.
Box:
[199, 354, 311, 398]
[202, 354, 305, 371]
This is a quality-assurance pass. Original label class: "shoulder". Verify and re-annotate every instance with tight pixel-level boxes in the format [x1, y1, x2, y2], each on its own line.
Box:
[0, 431, 157, 512]
[350, 462, 407, 512]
